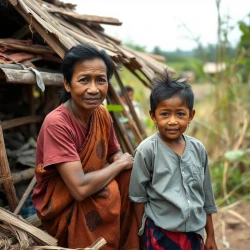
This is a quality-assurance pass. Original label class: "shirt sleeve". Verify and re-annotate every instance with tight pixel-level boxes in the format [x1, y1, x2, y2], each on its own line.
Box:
[203, 152, 218, 214]
[129, 148, 150, 203]
[42, 124, 80, 167]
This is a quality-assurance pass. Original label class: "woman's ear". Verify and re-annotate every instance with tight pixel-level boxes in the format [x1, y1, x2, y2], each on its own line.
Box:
[149, 110, 156, 124]
[64, 79, 71, 93]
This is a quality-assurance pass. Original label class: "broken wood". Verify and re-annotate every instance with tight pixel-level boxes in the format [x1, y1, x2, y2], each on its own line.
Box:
[1, 116, 43, 130]
[0, 68, 63, 86]
[0, 168, 35, 190]
[25, 213, 41, 228]
[14, 176, 36, 215]
[0, 122, 18, 212]
[114, 70, 146, 139]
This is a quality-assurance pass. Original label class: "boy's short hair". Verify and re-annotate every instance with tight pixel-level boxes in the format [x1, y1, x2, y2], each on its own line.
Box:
[150, 70, 194, 114]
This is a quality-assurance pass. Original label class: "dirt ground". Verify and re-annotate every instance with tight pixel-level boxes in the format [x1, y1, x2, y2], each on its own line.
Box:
[211, 203, 250, 249]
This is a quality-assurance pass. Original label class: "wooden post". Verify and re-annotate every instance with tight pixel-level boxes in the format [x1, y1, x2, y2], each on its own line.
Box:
[114, 70, 147, 139]
[0, 122, 18, 211]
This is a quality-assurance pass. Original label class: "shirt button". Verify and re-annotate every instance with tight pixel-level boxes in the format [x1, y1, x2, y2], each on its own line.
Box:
[187, 200, 190, 204]
[182, 171, 185, 175]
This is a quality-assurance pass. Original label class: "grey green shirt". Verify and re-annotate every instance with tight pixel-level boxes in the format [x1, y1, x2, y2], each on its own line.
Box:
[129, 133, 218, 237]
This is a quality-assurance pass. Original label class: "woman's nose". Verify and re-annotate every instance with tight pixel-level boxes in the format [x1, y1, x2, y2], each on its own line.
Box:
[87, 82, 99, 93]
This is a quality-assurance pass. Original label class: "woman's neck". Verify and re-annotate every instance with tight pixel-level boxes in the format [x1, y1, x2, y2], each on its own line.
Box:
[68, 99, 92, 128]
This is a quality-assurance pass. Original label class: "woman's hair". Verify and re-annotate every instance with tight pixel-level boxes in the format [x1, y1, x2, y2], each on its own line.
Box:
[150, 70, 194, 114]
[60, 43, 115, 102]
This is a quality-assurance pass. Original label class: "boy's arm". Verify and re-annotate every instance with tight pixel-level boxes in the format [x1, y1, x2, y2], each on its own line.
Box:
[134, 202, 145, 250]
[205, 214, 218, 250]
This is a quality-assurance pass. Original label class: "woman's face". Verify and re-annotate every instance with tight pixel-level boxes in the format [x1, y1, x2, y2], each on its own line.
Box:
[65, 58, 109, 112]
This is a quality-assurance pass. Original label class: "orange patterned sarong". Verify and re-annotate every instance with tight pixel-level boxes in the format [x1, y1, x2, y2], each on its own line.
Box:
[32, 105, 139, 249]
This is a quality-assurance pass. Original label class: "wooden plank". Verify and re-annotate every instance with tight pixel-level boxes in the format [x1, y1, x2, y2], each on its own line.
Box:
[0, 168, 35, 189]
[0, 123, 18, 212]
[0, 63, 61, 73]
[1, 116, 43, 130]
[48, 9, 122, 25]
[1, 68, 63, 86]
[0, 39, 54, 54]
[8, 0, 67, 58]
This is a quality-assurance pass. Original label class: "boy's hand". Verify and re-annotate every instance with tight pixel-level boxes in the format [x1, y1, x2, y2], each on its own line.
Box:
[205, 236, 218, 250]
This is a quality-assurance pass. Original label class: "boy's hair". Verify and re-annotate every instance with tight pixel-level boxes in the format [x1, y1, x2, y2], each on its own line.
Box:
[150, 70, 194, 114]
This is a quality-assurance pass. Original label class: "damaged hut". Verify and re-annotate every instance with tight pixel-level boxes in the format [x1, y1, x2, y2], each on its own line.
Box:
[0, 0, 172, 248]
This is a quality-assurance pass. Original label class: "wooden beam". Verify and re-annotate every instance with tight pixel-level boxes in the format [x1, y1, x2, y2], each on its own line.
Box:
[0, 68, 63, 86]
[1, 116, 43, 130]
[0, 123, 18, 212]
[0, 168, 35, 189]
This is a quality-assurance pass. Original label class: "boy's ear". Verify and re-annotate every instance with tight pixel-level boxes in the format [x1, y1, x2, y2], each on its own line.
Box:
[189, 109, 195, 122]
[64, 79, 71, 93]
[149, 110, 156, 124]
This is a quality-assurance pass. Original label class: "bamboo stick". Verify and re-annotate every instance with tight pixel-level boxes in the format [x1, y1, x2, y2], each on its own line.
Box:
[25, 213, 41, 227]
[114, 70, 146, 139]
[106, 95, 134, 154]
[14, 176, 36, 215]
[0, 122, 18, 212]
[108, 81, 143, 144]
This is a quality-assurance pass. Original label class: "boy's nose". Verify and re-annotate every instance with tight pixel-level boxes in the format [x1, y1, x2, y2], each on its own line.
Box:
[168, 117, 177, 124]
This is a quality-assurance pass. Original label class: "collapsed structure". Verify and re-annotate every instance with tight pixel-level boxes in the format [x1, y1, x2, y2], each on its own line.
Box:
[0, 0, 173, 248]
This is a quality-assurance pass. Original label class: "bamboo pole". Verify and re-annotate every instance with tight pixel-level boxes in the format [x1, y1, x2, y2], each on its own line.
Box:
[108, 81, 143, 144]
[0, 122, 18, 212]
[106, 95, 134, 155]
[14, 176, 36, 215]
[114, 70, 146, 139]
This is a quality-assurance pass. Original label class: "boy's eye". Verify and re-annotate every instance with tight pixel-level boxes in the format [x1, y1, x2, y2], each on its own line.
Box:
[160, 112, 168, 117]
[177, 112, 185, 117]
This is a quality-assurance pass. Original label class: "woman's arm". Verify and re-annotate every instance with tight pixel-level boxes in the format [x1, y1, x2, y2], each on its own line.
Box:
[56, 152, 133, 201]
[205, 214, 218, 250]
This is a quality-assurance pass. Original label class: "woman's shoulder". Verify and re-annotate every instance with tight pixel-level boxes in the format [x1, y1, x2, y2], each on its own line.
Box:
[43, 104, 70, 127]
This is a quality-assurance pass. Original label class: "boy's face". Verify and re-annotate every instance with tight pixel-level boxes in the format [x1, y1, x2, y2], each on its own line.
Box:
[149, 96, 195, 144]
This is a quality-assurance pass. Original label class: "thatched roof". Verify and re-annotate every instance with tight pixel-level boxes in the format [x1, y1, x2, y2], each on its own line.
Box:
[0, 0, 175, 153]
[3, 0, 172, 82]
[0, 2, 174, 248]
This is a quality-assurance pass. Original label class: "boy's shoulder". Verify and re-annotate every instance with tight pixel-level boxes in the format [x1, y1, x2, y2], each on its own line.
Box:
[136, 133, 159, 151]
[183, 134, 206, 151]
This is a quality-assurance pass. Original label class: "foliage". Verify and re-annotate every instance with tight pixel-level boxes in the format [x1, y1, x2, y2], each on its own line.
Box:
[125, 42, 147, 52]
[237, 19, 250, 83]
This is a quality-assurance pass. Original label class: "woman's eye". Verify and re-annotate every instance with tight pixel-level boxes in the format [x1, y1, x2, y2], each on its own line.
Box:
[98, 77, 107, 83]
[79, 77, 87, 82]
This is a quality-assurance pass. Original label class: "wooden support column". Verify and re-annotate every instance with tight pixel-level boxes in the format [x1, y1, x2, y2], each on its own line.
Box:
[27, 85, 36, 137]
[0, 122, 18, 212]
[114, 70, 147, 139]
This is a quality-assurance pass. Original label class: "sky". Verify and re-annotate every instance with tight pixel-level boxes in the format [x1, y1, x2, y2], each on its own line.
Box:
[62, 0, 250, 52]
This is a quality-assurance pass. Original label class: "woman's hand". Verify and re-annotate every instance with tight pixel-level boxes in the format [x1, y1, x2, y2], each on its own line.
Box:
[113, 152, 134, 170]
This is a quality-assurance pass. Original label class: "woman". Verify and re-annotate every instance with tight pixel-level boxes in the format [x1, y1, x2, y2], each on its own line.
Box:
[32, 43, 139, 250]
